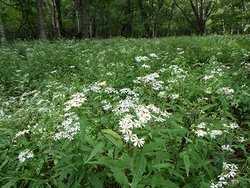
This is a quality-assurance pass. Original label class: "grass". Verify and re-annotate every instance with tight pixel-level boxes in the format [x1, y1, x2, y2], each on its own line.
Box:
[0, 35, 250, 187]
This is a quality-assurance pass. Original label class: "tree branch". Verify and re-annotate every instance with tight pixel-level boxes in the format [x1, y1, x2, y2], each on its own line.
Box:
[189, 0, 199, 21]
[0, 0, 21, 6]
[175, 1, 198, 32]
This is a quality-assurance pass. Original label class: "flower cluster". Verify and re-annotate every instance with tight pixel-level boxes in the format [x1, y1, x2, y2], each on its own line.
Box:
[149, 53, 159, 58]
[64, 92, 87, 111]
[113, 96, 138, 115]
[118, 114, 145, 147]
[194, 129, 207, 137]
[169, 93, 179, 100]
[101, 100, 112, 111]
[53, 112, 80, 141]
[222, 122, 239, 129]
[158, 91, 166, 98]
[134, 73, 164, 90]
[104, 87, 118, 94]
[168, 65, 187, 79]
[135, 105, 152, 123]
[211, 67, 224, 77]
[106, 72, 114, 76]
[217, 87, 235, 97]
[192, 121, 239, 139]
[141, 64, 151, 68]
[202, 61, 227, 82]
[119, 88, 139, 98]
[192, 122, 223, 139]
[203, 75, 215, 81]
[135, 56, 149, 62]
[89, 81, 107, 93]
[205, 87, 212, 94]
[176, 48, 185, 54]
[210, 130, 224, 139]
[116, 100, 170, 148]
[210, 162, 238, 188]
[18, 149, 34, 163]
[158, 67, 167, 73]
[165, 65, 188, 85]
[237, 136, 245, 143]
[14, 129, 29, 139]
[52, 93, 65, 101]
[221, 145, 234, 153]
[0, 108, 5, 118]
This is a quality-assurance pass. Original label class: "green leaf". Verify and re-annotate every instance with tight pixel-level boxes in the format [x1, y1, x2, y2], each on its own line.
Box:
[110, 167, 130, 186]
[101, 129, 123, 150]
[131, 151, 146, 188]
[151, 175, 165, 188]
[102, 129, 121, 139]
[152, 163, 171, 170]
[0, 159, 9, 170]
[152, 175, 179, 188]
[2, 178, 18, 188]
[84, 142, 105, 164]
[183, 154, 190, 177]
[90, 175, 103, 188]
[92, 156, 129, 186]
[121, 153, 133, 168]
[202, 104, 217, 111]
[163, 180, 179, 188]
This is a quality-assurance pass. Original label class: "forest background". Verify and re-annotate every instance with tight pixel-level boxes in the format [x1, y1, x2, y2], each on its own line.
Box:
[0, 0, 250, 43]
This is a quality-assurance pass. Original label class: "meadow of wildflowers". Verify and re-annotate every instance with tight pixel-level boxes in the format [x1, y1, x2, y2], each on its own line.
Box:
[0, 36, 250, 187]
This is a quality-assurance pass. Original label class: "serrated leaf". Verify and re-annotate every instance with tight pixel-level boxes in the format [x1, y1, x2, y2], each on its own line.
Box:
[122, 153, 133, 168]
[2, 178, 18, 188]
[110, 167, 130, 186]
[100, 116, 110, 124]
[151, 174, 165, 188]
[102, 129, 121, 139]
[152, 175, 179, 188]
[0, 159, 9, 170]
[101, 129, 123, 150]
[152, 163, 171, 169]
[163, 180, 179, 188]
[202, 104, 217, 111]
[131, 151, 146, 188]
[85, 142, 105, 164]
[90, 175, 103, 188]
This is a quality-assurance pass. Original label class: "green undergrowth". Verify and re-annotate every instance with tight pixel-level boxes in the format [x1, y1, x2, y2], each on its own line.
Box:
[0, 36, 250, 187]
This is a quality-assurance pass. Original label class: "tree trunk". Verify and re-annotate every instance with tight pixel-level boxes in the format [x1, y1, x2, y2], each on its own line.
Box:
[45, 0, 55, 31]
[72, 0, 79, 36]
[121, 0, 133, 37]
[137, 0, 151, 37]
[52, 0, 61, 37]
[72, 0, 89, 38]
[167, 0, 176, 36]
[189, 0, 205, 35]
[149, 0, 156, 38]
[55, 0, 64, 35]
[198, 22, 206, 35]
[0, 14, 6, 45]
[37, 0, 47, 40]
[93, 16, 96, 37]
[176, 0, 216, 36]
[80, 1, 90, 38]
[150, 0, 164, 38]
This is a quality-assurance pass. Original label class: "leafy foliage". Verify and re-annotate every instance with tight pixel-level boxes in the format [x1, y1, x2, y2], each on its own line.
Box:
[0, 0, 250, 40]
[0, 36, 250, 187]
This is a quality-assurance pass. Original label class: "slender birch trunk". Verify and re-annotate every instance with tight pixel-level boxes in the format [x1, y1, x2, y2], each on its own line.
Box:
[0, 14, 6, 45]
[52, 0, 61, 37]
[37, 0, 47, 40]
